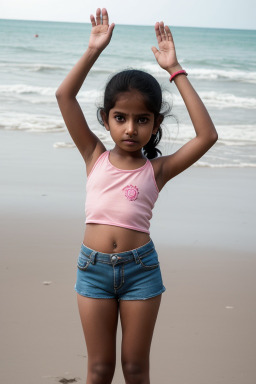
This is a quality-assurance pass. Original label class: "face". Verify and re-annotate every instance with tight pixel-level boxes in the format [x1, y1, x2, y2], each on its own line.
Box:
[102, 90, 160, 154]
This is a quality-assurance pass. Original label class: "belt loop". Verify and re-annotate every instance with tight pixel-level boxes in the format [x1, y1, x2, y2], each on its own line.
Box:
[132, 249, 140, 264]
[90, 251, 97, 265]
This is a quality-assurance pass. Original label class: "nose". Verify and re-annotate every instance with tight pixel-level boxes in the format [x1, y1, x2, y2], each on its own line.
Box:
[125, 120, 137, 137]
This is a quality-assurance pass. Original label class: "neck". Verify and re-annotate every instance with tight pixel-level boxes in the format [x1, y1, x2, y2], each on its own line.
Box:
[111, 145, 145, 160]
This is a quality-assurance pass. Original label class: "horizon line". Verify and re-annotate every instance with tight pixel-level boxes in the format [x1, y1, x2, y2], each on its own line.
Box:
[0, 17, 255, 32]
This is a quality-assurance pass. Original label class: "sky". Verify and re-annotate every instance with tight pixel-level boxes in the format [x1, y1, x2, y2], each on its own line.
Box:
[1, 0, 256, 30]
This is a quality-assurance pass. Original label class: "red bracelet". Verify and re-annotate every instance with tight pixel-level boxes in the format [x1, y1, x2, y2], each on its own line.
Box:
[169, 70, 188, 82]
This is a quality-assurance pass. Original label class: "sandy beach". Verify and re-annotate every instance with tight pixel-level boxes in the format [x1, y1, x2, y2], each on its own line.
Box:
[1, 130, 256, 384]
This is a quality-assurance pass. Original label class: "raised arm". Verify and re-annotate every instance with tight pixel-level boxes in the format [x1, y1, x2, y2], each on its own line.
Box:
[151, 22, 218, 188]
[56, 8, 115, 169]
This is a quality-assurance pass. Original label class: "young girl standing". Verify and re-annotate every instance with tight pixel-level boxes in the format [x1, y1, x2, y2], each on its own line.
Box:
[56, 8, 218, 384]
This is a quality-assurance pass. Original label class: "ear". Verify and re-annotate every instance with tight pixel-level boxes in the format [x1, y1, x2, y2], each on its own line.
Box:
[101, 110, 110, 131]
[153, 115, 164, 134]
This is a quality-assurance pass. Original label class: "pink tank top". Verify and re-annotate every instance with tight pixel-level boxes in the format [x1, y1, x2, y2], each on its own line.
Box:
[85, 151, 159, 234]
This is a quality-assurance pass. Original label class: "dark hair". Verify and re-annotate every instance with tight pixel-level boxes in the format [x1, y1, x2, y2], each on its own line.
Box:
[97, 69, 171, 159]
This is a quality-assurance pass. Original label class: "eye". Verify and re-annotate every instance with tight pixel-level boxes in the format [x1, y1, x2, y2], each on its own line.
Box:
[138, 117, 149, 124]
[114, 115, 125, 122]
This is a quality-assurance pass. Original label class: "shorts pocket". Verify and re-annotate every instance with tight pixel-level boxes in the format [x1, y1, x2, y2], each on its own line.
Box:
[138, 250, 159, 270]
[77, 252, 91, 271]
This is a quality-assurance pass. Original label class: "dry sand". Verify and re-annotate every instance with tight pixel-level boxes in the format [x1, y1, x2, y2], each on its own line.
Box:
[1, 130, 256, 383]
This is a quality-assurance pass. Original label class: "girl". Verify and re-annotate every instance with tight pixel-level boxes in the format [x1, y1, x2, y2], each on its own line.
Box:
[56, 8, 218, 384]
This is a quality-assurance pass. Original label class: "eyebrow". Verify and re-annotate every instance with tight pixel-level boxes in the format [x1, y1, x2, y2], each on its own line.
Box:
[113, 111, 152, 117]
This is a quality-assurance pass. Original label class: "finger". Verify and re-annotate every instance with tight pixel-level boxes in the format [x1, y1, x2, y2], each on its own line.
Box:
[95, 8, 101, 25]
[151, 46, 159, 58]
[154, 22, 162, 44]
[90, 14, 96, 27]
[165, 25, 173, 42]
[107, 23, 115, 37]
[102, 8, 109, 25]
[159, 21, 166, 40]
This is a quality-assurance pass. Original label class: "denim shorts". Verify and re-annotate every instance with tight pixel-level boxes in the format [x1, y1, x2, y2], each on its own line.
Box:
[75, 239, 166, 300]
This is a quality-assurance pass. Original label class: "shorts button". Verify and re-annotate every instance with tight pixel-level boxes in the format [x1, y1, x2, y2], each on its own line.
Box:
[111, 255, 117, 262]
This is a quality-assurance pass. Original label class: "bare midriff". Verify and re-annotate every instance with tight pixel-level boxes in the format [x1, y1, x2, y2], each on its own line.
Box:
[83, 223, 151, 253]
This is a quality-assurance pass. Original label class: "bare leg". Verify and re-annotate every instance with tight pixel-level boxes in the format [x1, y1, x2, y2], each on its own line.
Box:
[119, 295, 162, 384]
[77, 294, 119, 384]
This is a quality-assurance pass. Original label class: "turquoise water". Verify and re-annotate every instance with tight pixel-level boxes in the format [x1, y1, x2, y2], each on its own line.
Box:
[1, 19, 256, 167]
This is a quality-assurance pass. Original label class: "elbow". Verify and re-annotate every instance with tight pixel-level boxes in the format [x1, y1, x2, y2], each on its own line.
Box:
[55, 89, 70, 105]
[55, 85, 67, 100]
[55, 88, 62, 100]
[202, 128, 218, 149]
[199, 128, 218, 147]
[55, 88, 74, 102]
[212, 129, 218, 144]
[210, 130, 218, 144]
[207, 124, 218, 145]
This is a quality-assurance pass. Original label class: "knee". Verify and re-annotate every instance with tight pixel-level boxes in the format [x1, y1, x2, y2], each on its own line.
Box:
[122, 361, 148, 383]
[89, 361, 115, 384]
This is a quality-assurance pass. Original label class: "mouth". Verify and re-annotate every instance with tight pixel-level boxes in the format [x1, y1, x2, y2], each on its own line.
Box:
[123, 139, 137, 143]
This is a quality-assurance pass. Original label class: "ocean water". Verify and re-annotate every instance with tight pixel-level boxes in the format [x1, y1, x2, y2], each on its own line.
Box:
[1, 19, 256, 167]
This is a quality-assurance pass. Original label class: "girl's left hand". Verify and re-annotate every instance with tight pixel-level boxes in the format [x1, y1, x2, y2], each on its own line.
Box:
[151, 22, 179, 72]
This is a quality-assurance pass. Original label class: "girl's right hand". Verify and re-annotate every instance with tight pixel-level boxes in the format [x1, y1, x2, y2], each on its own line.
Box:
[88, 8, 115, 51]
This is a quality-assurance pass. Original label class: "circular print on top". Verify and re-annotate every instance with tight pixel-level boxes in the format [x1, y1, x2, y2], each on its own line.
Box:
[122, 185, 139, 201]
